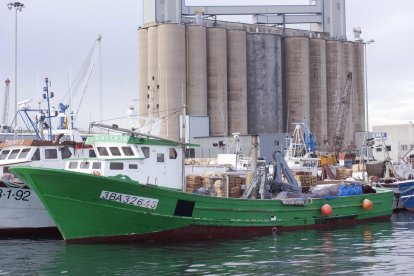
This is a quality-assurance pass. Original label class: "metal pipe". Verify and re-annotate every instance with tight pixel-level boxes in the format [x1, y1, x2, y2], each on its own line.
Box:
[7, 2, 24, 128]
[363, 39, 374, 131]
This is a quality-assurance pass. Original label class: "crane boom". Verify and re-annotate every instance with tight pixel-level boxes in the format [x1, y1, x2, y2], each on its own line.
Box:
[2, 79, 10, 129]
[333, 72, 353, 154]
[61, 35, 102, 126]
[73, 35, 102, 121]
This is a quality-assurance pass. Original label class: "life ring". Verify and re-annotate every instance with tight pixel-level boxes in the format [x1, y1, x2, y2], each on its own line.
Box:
[92, 170, 101, 176]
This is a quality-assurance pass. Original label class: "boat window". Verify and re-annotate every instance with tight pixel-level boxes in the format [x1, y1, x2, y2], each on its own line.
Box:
[122, 146, 134, 156]
[185, 148, 195, 158]
[0, 150, 10, 160]
[109, 147, 121, 156]
[89, 149, 96, 158]
[68, 162, 78, 169]
[129, 164, 138, 169]
[92, 162, 101, 169]
[8, 149, 21, 159]
[157, 153, 164, 163]
[109, 162, 124, 170]
[97, 147, 109, 156]
[45, 149, 58, 159]
[141, 147, 150, 158]
[169, 148, 177, 159]
[61, 147, 72, 159]
[31, 148, 40, 161]
[18, 148, 31, 159]
[80, 161, 90, 169]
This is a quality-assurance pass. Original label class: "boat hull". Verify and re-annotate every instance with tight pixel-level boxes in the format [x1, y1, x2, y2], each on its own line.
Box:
[377, 180, 414, 211]
[399, 180, 414, 211]
[10, 167, 394, 243]
[0, 185, 58, 237]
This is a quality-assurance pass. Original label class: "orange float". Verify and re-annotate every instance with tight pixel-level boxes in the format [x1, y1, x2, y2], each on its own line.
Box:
[321, 204, 332, 216]
[362, 199, 373, 210]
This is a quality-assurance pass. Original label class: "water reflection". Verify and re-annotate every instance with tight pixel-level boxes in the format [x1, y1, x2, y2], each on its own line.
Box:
[2, 212, 414, 275]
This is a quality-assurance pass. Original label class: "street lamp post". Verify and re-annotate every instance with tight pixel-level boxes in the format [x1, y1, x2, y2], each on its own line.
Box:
[363, 39, 375, 132]
[7, 2, 24, 128]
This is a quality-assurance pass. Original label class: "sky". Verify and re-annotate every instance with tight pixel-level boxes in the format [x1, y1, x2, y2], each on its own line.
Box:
[0, 0, 413, 131]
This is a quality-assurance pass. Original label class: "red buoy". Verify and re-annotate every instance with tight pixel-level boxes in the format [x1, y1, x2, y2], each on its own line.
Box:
[321, 204, 332, 216]
[362, 199, 373, 210]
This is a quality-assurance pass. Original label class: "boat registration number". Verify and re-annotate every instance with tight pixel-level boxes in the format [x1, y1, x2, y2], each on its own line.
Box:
[100, 190, 158, 210]
[0, 188, 31, 201]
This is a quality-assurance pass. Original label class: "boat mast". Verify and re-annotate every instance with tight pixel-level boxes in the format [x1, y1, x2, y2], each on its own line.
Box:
[181, 103, 187, 192]
[43, 77, 54, 141]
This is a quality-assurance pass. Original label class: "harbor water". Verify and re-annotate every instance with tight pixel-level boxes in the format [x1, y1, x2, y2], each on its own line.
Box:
[1, 212, 414, 275]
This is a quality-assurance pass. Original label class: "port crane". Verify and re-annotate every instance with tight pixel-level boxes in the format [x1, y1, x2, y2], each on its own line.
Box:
[333, 72, 353, 155]
[61, 34, 102, 129]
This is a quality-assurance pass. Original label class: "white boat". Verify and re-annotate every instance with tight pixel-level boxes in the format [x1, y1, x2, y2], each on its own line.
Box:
[285, 123, 320, 177]
[0, 134, 93, 236]
[0, 78, 93, 237]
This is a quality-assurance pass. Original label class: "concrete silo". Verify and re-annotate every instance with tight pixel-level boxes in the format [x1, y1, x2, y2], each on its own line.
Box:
[138, 28, 148, 116]
[246, 33, 283, 135]
[326, 40, 344, 148]
[186, 25, 207, 116]
[227, 29, 248, 135]
[158, 23, 186, 140]
[342, 41, 355, 147]
[309, 38, 328, 148]
[207, 27, 228, 136]
[147, 26, 159, 117]
[284, 36, 310, 133]
[353, 42, 365, 132]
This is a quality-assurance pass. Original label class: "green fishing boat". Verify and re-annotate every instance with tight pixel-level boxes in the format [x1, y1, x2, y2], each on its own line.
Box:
[9, 124, 394, 244]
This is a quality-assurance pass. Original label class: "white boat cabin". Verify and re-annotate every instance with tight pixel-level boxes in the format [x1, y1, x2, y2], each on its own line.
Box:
[285, 124, 320, 176]
[0, 140, 94, 175]
[65, 135, 184, 190]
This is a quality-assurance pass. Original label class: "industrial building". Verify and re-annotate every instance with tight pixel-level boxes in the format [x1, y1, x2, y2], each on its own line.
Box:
[371, 124, 414, 163]
[138, 0, 366, 155]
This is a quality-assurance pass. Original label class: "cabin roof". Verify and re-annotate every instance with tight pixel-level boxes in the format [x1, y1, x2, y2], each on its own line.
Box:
[85, 135, 182, 147]
[0, 139, 79, 149]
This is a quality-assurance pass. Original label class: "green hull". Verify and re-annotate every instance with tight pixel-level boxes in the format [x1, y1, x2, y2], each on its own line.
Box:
[10, 167, 394, 243]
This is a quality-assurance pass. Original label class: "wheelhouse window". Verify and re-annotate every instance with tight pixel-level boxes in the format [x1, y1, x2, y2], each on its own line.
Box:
[68, 162, 78, 169]
[122, 146, 134, 156]
[92, 162, 101, 169]
[185, 148, 195, 158]
[18, 148, 31, 159]
[109, 147, 121, 156]
[45, 149, 58, 159]
[0, 150, 10, 160]
[109, 162, 124, 170]
[157, 153, 164, 163]
[141, 147, 150, 158]
[89, 149, 96, 158]
[31, 148, 40, 161]
[97, 147, 109, 156]
[8, 149, 20, 159]
[80, 161, 90, 169]
[169, 148, 177, 159]
[61, 147, 72, 159]
[129, 164, 138, 170]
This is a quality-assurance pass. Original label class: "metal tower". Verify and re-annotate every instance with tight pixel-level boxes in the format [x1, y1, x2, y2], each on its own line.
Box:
[2, 79, 11, 129]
